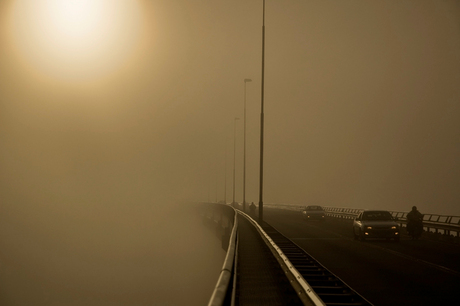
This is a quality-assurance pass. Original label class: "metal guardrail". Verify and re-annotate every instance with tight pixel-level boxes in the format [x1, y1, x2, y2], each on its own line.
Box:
[322, 207, 362, 220]
[206, 204, 238, 306]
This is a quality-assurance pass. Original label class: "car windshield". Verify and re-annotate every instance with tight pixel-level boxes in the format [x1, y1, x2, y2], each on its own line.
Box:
[306, 206, 323, 211]
[362, 211, 393, 221]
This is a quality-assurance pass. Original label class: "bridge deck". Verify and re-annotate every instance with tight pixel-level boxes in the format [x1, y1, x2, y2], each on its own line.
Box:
[235, 214, 303, 305]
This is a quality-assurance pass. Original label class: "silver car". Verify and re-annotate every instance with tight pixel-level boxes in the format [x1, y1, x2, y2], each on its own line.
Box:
[302, 205, 326, 221]
[353, 210, 400, 242]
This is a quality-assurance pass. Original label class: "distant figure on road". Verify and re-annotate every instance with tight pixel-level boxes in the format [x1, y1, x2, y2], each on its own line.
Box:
[407, 206, 423, 239]
[249, 202, 256, 216]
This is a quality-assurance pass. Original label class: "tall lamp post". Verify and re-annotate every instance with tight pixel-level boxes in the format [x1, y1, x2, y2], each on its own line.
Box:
[258, 0, 266, 222]
[233, 117, 240, 207]
[224, 137, 228, 204]
[243, 78, 252, 212]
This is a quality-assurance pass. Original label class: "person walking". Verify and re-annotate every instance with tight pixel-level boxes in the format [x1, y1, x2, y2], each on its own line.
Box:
[407, 206, 423, 239]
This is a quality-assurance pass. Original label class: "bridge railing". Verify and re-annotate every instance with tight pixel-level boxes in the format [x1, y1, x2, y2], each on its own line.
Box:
[201, 203, 238, 306]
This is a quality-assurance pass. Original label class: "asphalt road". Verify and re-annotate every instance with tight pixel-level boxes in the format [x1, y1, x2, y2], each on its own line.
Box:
[263, 208, 460, 306]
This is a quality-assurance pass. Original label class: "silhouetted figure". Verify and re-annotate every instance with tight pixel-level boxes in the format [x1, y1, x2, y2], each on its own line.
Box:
[407, 206, 423, 239]
[249, 202, 256, 216]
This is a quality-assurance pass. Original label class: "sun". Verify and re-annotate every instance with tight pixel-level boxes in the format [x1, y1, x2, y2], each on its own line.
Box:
[10, 0, 144, 81]
[45, 0, 104, 42]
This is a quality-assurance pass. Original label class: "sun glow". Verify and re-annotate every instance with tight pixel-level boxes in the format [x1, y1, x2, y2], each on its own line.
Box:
[46, 0, 104, 42]
[10, 0, 144, 81]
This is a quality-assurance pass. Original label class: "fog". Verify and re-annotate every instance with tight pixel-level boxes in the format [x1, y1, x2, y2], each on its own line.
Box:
[1, 202, 225, 305]
[1, 0, 460, 304]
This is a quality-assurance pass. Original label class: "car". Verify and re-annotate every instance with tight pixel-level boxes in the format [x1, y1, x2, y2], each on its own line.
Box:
[353, 210, 400, 242]
[302, 205, 326, 221]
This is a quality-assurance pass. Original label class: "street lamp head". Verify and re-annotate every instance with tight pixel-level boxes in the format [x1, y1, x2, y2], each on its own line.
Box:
[244, 78, 252, 83]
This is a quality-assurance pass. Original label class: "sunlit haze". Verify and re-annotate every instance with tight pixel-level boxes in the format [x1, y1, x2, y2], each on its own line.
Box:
[9, 0, 143, 80]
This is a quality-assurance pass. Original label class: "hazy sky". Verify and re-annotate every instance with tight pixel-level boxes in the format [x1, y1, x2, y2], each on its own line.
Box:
[1, 0, 459, 304]
[1, 0, 460, 220]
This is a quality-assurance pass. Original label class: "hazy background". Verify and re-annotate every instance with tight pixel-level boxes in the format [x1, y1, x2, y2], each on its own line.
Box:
[2, 0, 460, 213]
[1, 0, 460, 304]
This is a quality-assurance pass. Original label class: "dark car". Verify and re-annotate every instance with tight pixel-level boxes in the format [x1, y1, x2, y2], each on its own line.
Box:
[353, 210, 400, 242]
[302, 205, 326, 221]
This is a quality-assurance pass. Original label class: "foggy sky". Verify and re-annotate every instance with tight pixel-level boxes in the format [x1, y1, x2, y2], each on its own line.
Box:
[2, 1, 460, 216]
[1, 0, 460, 304]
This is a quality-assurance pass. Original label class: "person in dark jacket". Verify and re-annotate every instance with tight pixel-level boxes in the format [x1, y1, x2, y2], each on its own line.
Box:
[407, 206, 423, 239]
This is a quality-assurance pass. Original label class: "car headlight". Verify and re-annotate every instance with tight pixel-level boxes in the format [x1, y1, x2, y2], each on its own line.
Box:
[391, 226, 397, 230]
[366, 226, 372, 230]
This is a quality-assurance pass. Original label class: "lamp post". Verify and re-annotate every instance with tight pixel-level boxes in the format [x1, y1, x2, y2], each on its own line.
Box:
[224, 138, 227, 204]
[243, 78, 252, 212]
[233, 117, 240, 207]
[215, 173, 218, 203]
[258, 0, 266, 222]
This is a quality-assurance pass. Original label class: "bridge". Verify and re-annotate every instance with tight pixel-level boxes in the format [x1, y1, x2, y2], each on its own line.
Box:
[201, 203, 460, 306]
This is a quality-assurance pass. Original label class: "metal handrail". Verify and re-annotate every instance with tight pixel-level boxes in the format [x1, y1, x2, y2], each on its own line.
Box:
[207, 205, 238, 306]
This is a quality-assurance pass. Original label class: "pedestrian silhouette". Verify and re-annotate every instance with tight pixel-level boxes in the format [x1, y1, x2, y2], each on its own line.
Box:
[249, 202, 256, 216]
[407, 206, 423, 239]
